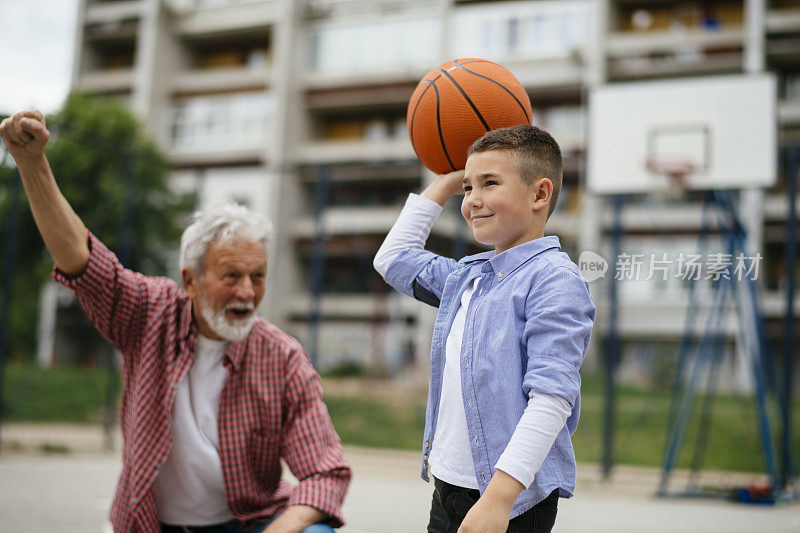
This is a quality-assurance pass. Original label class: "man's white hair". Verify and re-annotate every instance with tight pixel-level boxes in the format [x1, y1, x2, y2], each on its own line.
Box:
[180, 203, 272, 274]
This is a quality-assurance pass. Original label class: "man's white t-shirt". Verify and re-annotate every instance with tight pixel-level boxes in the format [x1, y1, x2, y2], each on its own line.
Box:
[154, 335, 233, 525]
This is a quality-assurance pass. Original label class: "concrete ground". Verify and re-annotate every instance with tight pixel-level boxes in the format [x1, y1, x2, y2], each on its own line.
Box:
[1, 423, 799, 533]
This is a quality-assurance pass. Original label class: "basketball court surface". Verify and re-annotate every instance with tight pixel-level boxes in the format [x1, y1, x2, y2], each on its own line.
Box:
[0, 427, 798, 533]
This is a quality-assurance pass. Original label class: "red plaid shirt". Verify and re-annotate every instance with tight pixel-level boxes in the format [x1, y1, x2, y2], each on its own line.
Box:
[53, 233, 351, 532]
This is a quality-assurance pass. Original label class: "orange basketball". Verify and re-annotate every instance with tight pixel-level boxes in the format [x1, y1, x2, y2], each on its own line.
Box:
[407, 58, 532, 175]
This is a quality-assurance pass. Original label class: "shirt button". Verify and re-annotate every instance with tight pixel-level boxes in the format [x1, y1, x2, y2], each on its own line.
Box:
[498, 272, 504, 278]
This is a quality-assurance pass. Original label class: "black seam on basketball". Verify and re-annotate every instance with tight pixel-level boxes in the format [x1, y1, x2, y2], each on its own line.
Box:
[437, 67, 491, 133]
[423, 61, 491, 85]
[409, 81, 436, 156]
[454, 59, 530, 124]
[431, 81, 456, 172]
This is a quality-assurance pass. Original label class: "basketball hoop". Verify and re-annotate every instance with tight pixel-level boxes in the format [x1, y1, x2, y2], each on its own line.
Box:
[646, 157, 694, 201]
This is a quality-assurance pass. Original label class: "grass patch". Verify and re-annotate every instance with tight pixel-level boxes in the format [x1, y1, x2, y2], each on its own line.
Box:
[38, 442, 71, 454]
[4, 364, 798, 473]
[2, 363, 117, 422]
[326, 376, 800, 474]
[575, 379, 796, 472]
[324, 395, 426, 450]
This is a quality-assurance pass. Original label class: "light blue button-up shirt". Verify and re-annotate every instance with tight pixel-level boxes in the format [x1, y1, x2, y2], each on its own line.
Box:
[384, 235, 595, 518]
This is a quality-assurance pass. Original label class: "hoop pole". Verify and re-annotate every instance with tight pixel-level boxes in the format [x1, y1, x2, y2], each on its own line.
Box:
[717, 190, 779, 491]
[688, 235, 735, 489]
[308, 165, 332, 368]
[0, 163, 20, 450]
[602, 195, 623, 480]
[659, 244, 731, 493]
[781, 146, 798, 490]
[663, 193, 714, 453]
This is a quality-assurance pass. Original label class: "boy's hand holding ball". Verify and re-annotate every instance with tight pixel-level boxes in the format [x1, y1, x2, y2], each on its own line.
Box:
[421, 169, 465, 207]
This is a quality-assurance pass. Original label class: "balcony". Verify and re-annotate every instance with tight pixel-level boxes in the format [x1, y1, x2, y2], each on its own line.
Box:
[765, 7, 800, 34]
[173, 0, 279, 37]
[75, 68, 135, 93]
[305, 16, 440, 85]
[171, 66, 271, 94]
[607, 28, 744, 79]
[85, 0, 142, 24]
[168, 146, 265, 166]
[607, 28, 744, 58]
[292, 205, 463, 239]
[507, 57, 587, 92]
[294, 139, 415, 165]
[595, 298, 740, 337]
[778, 100, 800, 126]
[167, 92, 273, 164]
[764, 192, 800, 221]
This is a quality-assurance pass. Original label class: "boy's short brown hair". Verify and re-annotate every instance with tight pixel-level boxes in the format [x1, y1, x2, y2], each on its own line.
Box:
[467, 125, 562, 219]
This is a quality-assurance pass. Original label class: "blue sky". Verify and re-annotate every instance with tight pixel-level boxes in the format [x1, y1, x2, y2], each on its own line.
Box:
[0, 0, 80, 115]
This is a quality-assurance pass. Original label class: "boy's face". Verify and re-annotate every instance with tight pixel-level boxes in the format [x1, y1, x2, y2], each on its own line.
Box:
[461, 150, 543, 254]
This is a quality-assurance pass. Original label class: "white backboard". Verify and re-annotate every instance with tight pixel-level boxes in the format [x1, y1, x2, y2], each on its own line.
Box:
[587, 74, 777, 194]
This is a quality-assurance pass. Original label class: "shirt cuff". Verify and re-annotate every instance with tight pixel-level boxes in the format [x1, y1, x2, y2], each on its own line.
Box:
[407, 192, 445, 214]
[287, 476, 348, 528]
[50, 231, 109, 290]
[494, 393, 571, 488]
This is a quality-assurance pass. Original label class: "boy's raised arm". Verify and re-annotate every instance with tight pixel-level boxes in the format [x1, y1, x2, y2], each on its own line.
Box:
[0, 111, 90, 276]
[373, 170, 464, 308]
[373, 169, 463, 278]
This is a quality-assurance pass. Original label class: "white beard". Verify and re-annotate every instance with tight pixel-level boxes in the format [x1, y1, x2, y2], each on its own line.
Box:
[199, 292, 256, 343]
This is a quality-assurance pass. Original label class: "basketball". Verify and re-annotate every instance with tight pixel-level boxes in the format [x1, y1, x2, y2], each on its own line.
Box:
[407, 58, 533, 175]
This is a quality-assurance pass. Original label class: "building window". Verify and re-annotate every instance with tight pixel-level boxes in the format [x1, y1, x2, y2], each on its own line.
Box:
[452, 1, 594, 61]
[169, 92, 272, 151]
[308, 17, 440, 76]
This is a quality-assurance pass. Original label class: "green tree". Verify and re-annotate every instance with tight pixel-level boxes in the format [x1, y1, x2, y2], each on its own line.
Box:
[0, 93, 195, 361]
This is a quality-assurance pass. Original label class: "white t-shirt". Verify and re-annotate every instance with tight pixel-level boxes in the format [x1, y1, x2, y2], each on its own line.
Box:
[429, 277, 481, 489]
[154, 335, 233, 525]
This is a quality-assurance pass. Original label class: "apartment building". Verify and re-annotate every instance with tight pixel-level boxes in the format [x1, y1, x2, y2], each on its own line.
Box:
[54, 0, 798, 388]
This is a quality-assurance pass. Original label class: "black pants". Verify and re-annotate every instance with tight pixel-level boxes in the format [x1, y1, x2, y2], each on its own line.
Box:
[427, 477, 558, 533]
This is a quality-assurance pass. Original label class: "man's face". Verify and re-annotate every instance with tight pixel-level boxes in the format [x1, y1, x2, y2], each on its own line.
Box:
[461, 150, 540, 254]
[184, 238, 267, 342]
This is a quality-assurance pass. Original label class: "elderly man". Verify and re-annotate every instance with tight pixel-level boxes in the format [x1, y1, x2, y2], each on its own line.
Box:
[0, 111, 351, 533]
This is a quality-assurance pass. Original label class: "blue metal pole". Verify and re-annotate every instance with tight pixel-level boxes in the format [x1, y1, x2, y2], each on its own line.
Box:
[308, 165, 332, 368]
[663, 193, 714, 456]
[718, 190, 780, 491]
[782, 146, 798, 490]
[659, 239, 731, 494]
[0, 162, 20, 448]
[602, 195, 623, 480]
[688, 233, 736, 489]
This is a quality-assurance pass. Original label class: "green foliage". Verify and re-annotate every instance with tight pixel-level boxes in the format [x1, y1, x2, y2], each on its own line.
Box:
[5, 364, 799, 474]
[0, 93, 195, 361]
[324, 395, 426, 450]
[3, 363, 117, 422]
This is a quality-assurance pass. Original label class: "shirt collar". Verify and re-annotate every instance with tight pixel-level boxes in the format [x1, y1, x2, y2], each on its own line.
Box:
[463, 235, 561, 277]
[180, 297, 195, 341]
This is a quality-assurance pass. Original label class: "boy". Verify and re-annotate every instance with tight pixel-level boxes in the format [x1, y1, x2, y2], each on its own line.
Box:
[373, 125, 595, 533]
